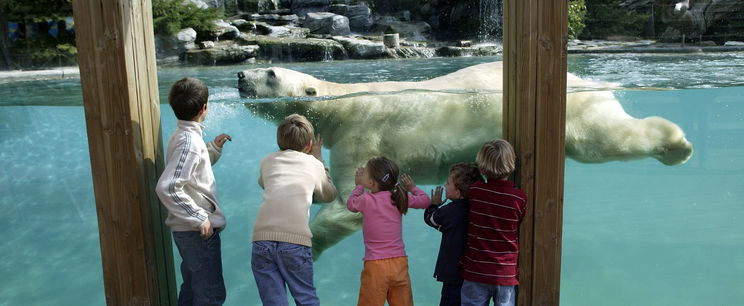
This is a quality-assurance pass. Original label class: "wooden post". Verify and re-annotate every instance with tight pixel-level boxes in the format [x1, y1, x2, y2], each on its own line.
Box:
[503, 0, 567, 305]
[71, 0, 176, 305]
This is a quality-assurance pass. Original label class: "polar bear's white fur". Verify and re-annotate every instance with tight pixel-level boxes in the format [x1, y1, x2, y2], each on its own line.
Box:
[237, 62, 693, 259]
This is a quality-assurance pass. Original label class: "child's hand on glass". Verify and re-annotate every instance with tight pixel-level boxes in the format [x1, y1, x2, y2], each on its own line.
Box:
[213, 133, 232, 148]
[430, 186, 444, 206]
[355, 167, 364, 186]
[401, 174, 415, 191]
[310, 134, 323, 162]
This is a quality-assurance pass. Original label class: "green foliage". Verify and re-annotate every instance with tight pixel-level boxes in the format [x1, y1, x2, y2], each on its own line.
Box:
[0, 0, 72, 21]
[580, 0, 649, 39]
[568, 0, 587, 40]
[152, 0, 222, 36]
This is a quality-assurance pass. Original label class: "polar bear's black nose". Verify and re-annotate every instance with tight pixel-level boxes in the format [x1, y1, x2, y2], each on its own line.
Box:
[237, 71, 245, 79]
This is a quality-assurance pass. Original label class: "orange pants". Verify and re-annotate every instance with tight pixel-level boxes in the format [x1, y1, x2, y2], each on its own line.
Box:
[357, 256, 414, 306]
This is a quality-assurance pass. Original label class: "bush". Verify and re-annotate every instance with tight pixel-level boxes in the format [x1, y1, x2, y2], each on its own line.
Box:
[152, 0, 222, 36]
[568, 0, 587, 39]
[580, 0, 649, 40]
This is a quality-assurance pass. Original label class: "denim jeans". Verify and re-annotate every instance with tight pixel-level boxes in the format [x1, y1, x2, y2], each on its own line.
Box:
[172, 231, 226, 306]
[461, 280, 515, 306]
[251, 241, 319, 306]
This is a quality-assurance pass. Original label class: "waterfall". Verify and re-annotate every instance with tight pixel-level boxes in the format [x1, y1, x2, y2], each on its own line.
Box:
[479, 0, 503, 42]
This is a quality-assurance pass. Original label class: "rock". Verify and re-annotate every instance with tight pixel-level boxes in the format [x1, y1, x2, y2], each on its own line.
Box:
[183, 42, 259, 65]
[238, 35, 347, 62]
[303, 12, 351, 36]
[209, 20, 240, 40]
[457, 40, 472, 47]
[332, 36, 387, 59]
[386, 46, 436, 59]
[200, 41, 216, 49]
[373, 16, 431, 40]
[231, 19, 255, 32]
[330, 3, 373, 32]
[154, 27, 197, 58]
[246, 13, 300, 26]
[184, 0, 208, 9]
[291, 0, 330, 16]
[436, 44, 502, 57]
[254, 23, 310, 38]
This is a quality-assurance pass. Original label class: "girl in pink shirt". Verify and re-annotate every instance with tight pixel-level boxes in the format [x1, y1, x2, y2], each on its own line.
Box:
[346, 156, 431, 306]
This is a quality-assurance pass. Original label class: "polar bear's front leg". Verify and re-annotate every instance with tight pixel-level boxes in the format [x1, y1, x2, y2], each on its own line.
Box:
[309, 197, 362, 260]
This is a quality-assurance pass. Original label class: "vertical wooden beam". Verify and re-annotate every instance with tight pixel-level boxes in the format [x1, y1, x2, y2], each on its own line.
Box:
[71, 0, 176, 305]
[504, 0, 567, 305]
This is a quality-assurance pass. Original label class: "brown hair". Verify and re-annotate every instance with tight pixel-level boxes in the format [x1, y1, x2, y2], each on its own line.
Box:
[476, 139, 516, 180]
[449, 162, 482, 198]
[366, 156, 408, 214]
[168, 77, 209, 121]
[277, 114, 314, 151]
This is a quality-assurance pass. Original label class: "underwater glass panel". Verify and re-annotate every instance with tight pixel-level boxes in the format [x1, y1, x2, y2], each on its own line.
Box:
[2, 52, 743, 305]
[561, 53, 744, 306]
[0, 79, 104, 305]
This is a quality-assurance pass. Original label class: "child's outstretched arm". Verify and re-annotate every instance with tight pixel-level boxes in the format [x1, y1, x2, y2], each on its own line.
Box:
[424, 186, 445, 230]
[346, 168, 368, 212]
[311, 134, 337, 202]
[207, 133, 231, 164]
[401, 174, 431, 209]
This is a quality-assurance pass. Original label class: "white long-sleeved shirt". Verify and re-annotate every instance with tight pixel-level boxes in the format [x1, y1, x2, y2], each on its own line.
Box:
[156, 120, 226, 232]
[252, 150, 337, 247]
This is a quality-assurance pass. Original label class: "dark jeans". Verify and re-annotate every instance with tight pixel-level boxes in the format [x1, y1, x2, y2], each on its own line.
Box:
[440, 279, 464, 306]
[172, 231, 226, 306]
[251, 241, 319, 306]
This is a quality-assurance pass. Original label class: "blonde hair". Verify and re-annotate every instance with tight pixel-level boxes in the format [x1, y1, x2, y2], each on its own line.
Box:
[277, 114, 314, 151]
[476, 139, 516, 180]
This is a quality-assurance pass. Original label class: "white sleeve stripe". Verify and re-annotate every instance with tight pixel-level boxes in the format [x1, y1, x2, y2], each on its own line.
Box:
[167, 134, 205, 221]
[428, 213, 440, 229]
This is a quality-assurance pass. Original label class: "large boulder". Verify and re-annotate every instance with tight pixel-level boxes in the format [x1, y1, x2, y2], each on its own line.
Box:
[329, 3, 373, 32]
[154, 27, 198, 58]
[302, 12, 351, 36]
[238, 35, 347, 61]
[254, 22, 311, 38]
[208, 19, 241, 40]
[331, 36, 386, 59]
[182, 42, 259, 65]
[290, 0, 330, 16]
[373, 16, 431, 40]
[246, 13, 300, 26]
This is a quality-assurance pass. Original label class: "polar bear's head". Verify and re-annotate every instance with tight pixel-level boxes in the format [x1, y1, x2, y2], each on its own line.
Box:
[238, 67, 321, 98]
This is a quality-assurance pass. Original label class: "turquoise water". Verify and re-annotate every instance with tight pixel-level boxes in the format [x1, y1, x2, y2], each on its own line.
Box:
[1, 54, 743, 305]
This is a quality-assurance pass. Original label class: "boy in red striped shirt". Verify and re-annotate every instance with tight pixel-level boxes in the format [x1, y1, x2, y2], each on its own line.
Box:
[460, 139, 527, 306]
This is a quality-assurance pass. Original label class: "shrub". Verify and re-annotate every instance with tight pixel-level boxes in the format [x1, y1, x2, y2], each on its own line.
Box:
[152, 0, 221, 36]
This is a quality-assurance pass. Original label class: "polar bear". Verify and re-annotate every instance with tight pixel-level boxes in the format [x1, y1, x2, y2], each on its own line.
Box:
[237, 61, 693, 259]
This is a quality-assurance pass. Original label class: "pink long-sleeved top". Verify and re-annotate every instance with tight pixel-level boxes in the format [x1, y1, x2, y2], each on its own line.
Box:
[346, 185, 431, 261]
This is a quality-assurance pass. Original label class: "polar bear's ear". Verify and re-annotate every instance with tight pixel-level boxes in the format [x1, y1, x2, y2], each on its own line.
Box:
[305, 87, 317, 96]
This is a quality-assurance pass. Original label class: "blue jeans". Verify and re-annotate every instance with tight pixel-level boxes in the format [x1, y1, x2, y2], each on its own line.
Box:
[172, 231, 226, 306]
[251, 241, 319, 306]
[461, 280, 515, 306]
